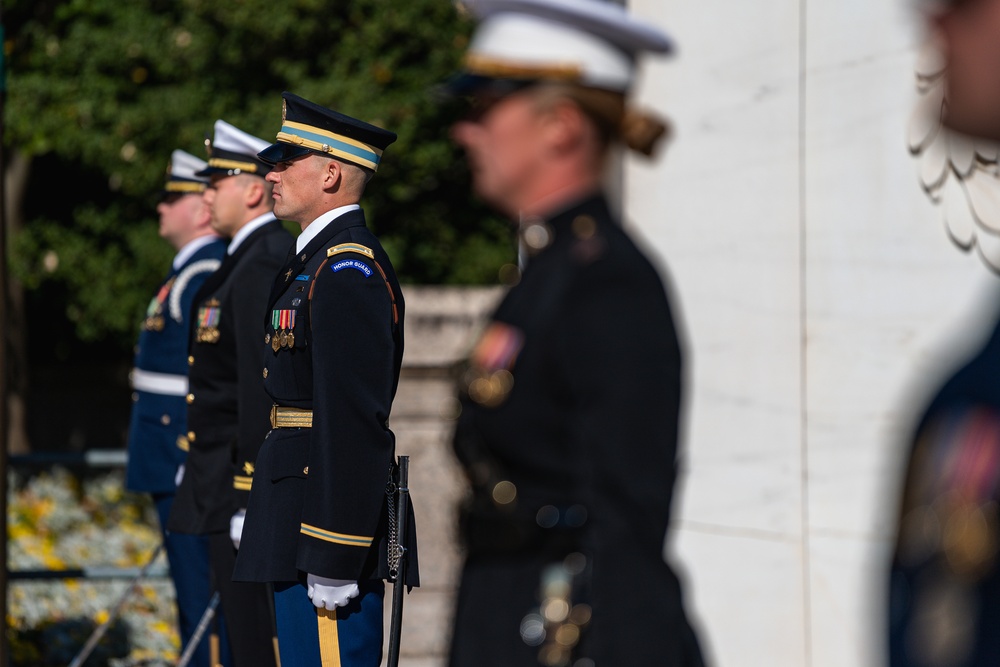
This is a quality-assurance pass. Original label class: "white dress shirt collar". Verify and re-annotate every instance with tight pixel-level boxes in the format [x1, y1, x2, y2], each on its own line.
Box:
[172, 234, 221, 270]
[295, 204, 361, 254]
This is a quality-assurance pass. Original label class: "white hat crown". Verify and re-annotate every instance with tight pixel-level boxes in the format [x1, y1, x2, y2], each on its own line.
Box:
[168, 149, 208, 182]
[212, 119, 270, 155]
[462, 0, 673, 92]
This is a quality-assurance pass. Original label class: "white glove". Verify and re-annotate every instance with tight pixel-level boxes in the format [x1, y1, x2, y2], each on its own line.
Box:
[306, 574, 359, 610]
[174, 464, 185, 487]
[230, 509, 246, 550]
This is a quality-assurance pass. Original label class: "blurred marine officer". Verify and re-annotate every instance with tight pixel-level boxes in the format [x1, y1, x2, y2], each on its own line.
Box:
[233, 92, 417, 667]
[169, 120, 292, 667]
[889, 323, 1000, 666]
[443, 0, 706, 665]
[125, 149, 226, 667]
[889, 3, 1000, 665]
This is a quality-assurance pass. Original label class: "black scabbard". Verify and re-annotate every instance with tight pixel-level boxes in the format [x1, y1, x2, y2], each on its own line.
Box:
[387, 455, 410, 667]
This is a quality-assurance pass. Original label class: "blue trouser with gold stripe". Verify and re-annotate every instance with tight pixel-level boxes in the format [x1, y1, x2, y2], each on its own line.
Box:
[273, 580, 384, 667]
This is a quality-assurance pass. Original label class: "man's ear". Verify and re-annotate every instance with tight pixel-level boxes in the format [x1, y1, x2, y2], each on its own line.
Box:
[244, 178, 265, 208]
[194, 196, 213, 229]
[321, 157, 343, 192]
[542, 98, 588, 155]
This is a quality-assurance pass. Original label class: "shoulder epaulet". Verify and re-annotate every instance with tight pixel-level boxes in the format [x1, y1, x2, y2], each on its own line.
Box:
[169, 258, 222, 322]
[327, 243, 374, 259]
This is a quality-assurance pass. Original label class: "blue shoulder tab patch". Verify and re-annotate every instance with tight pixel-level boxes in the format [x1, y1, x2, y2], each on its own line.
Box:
[295, 274, 311, 282]
[331, 259, 373, 277]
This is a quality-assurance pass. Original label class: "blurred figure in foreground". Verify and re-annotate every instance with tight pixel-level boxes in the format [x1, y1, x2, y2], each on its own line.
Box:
[445, 0, 706, 665]
[889, 1, 1000, 665]
[125, 150, 226, 667]
[889, 323, 1000, 666]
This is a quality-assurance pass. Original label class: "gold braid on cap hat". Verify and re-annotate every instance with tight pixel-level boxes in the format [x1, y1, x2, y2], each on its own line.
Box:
[464, 53, 584, 82]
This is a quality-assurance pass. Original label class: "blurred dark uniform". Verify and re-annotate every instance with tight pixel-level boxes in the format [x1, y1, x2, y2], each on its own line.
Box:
[233, 93, 417, 667]
[451, 194, 704, 667]
[125, 150, 225, 667]
[169, 122, 292, 667]
[890, 317, 1000, 667]
[445, 1, 704, 665]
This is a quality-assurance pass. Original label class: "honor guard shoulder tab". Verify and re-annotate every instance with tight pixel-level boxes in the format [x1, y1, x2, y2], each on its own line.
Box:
[327, 243, 374, 259]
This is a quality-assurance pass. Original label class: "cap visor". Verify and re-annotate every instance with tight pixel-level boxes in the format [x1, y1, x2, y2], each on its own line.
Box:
[194, 165, 228, 177]
[257, 142, 314, 165]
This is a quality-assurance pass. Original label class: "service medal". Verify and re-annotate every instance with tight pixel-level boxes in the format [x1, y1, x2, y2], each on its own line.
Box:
[271, 310, 283, 351]
[142, 277, 175, 331]
[465, 322, 525, 407]
[287, 331, 295, 349]
[197, 303, 222, 344]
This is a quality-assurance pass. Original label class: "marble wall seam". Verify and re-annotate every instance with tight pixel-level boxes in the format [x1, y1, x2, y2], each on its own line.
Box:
[798, 2, 813, 665]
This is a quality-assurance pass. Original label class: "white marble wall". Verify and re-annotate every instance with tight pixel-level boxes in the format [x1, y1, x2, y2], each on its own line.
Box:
[627, 1, 1000, 665]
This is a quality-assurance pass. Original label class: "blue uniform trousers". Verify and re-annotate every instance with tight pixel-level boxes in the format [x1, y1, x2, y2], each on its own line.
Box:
[272, 580, 384, 667]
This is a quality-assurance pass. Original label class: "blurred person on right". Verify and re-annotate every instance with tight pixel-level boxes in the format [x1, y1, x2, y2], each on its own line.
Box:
[888, 1, 1000, 665]
[444, 0, 706, 665]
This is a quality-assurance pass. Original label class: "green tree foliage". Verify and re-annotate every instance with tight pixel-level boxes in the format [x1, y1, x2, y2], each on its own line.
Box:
[6, 0, 514, 347]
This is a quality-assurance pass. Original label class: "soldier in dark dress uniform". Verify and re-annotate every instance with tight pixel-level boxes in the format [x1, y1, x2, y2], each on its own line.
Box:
[233, 92, 416, 667]
[889, 317, 1000, 666]
[125, 150, 226, 667]
[444, 1, 706, 665]
[168, 120, 291, 667]
[888, 0, 1000, 667]
[888, 2, 1000, 664]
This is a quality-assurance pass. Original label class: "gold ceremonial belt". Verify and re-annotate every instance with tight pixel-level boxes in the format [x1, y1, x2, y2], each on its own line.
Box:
[270, 405, 313, 429]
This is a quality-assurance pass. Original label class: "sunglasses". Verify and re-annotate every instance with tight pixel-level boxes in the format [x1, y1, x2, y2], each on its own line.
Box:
[459, 80, 537, 122]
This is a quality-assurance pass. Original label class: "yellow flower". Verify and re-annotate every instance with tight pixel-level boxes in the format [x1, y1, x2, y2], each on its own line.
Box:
[8, 525, 31, 540]
[41, 552, 65, 569]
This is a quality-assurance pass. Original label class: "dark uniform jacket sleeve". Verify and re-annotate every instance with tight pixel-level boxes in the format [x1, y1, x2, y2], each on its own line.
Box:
[560, 260, 689, 652]
[295, 241, 401, 579]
